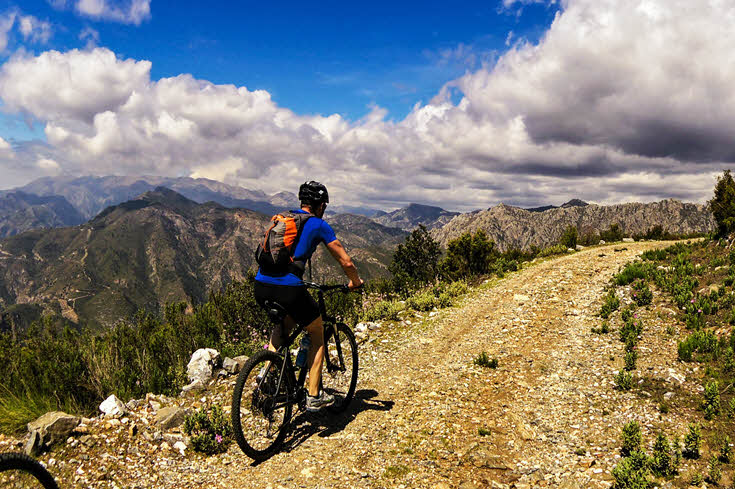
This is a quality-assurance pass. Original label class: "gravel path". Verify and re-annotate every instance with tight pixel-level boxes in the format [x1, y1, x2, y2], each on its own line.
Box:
[4, 240, 705, 489]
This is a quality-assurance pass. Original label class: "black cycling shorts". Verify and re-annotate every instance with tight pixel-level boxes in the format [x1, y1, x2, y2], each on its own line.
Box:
[254, 281, 321, 327]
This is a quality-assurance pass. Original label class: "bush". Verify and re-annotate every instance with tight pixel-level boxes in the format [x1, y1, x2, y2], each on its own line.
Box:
[719, 436, 732, 463]
[615, 370, 633, 391]
[615, 262, 652, 286]
[183, 405, 233, 455]
[620, 421, 642, 457]
[709, 169, 735, 237]
[600, 291, 621, 319]
[600, 223, 625, 243]
[651, 433, 679, 477]
[474, 352, 498, 369]
[707, 455, 722, 485]
[631, 280, 653, 306]
[560, 225, 578, 249]
[405, 291, 437, 312]
[389, 225, 442, 290]
[362, 300, 404, 322]
[611, 450, 651, 489]
[683, 423, 701, 459]
[678, 330, 720, 362]
[624, 350, 638, 371]
[440, 230, 498, 280]
[620, 319, 643, 346]
[538, 243, 568, 257]
[703, 380, 721, 419]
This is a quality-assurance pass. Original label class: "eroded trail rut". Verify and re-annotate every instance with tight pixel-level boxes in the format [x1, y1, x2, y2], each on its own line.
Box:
[218, 241, 676, 489]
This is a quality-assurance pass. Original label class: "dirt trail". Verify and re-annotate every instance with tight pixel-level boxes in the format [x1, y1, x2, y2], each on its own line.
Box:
[5, 241, 694, 489]
[213, 241, 680, 489]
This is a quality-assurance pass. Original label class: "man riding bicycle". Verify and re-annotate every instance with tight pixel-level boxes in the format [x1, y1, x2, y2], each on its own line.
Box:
[254, 181, 364, 412]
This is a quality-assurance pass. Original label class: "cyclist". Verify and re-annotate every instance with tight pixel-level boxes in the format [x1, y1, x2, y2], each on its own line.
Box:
[254, 181, 364, 412]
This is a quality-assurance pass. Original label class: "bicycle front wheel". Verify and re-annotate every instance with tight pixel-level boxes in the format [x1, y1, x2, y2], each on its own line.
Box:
[231, 350, 293, 460]
[322, 322, 358, 412]
[0, 452, 60, 489]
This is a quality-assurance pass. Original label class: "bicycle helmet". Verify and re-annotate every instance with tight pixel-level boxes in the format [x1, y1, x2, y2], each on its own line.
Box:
[298, 181, 329, 206]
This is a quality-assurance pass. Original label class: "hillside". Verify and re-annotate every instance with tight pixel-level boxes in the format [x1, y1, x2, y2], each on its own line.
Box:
[0, 191, 85, 237]
[372, 203, 460, 231]
[6, 240, 729, 488]
[433, 199, 714, 251]
[0, 189, 404, 330]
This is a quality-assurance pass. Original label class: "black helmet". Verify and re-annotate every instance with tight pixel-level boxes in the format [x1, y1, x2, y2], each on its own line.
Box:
[298, 181, 329, 206]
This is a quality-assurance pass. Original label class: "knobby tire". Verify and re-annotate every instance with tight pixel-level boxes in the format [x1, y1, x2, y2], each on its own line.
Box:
[0, 452, 60, 489]
[323, 322, 359, 413]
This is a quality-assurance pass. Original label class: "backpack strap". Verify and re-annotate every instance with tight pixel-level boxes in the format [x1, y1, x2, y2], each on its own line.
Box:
[287, 211, 313, 278]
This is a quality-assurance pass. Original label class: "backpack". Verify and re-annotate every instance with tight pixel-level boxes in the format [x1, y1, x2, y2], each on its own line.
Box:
[255, 211, 313, 277]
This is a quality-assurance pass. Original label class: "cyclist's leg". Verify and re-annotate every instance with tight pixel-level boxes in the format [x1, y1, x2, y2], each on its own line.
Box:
[268, 315, 296, 351]
[305, 315, 325, 397]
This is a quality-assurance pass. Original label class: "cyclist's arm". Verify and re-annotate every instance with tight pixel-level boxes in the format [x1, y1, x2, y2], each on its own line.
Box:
[326, 239, 363, 288]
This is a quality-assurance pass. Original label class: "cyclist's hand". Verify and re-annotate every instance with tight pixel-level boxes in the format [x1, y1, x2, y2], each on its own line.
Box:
[348, 278, 364, 290]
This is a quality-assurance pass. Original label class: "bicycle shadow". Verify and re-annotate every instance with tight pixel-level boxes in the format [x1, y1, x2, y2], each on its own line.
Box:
[250, 388, 393, 465]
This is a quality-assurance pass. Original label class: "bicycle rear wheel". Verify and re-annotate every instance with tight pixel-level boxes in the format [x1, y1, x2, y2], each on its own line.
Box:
[322, 322, 358, 412]
[231, 350, 293, 461]
[0, 452, 59, 489]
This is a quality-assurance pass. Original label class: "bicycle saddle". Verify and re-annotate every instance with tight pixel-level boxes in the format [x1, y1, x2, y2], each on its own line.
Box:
[263, 300, 287, 324]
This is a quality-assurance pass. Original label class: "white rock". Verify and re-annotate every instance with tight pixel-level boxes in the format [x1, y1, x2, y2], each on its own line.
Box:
[665, 369, 685, 384]
[186, 348, 220, 384]
[575, 245, 585, 251]
[99, 395, 127, 417]
[355, 323, 369, 333]
[174, 441, 187, 455]
[623, 238, 635, 243]
[599, 240, 606, 245]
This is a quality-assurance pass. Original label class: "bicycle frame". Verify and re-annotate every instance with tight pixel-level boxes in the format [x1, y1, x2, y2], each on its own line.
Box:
[264, 283, 347, 411]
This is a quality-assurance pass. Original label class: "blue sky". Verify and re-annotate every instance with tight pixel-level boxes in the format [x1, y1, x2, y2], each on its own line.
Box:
[2, 0, 559, 136]
[0, 0, 729, 210]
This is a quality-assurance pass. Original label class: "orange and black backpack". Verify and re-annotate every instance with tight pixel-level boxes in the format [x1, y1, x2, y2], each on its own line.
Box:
[255, 211, 313, 277]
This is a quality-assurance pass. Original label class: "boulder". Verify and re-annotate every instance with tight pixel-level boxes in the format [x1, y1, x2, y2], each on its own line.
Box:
[575, 244, 585, 251]
[599, 240, 606, 245]
[223, 355, 248, 375]
[623, 237, 635, 243]
[99, 395, 127, 417]
[180, 379, 206, 396]
[24, 430, 43, 456]
[155, 406, 188, 431]
[27, 412, 81, 447]
[186, 348, 220, 384]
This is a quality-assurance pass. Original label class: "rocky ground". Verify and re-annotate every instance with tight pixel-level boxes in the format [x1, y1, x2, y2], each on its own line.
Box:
[0, 240, 721, 488]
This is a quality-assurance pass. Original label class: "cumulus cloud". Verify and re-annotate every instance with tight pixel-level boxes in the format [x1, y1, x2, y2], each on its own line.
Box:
[0, 12, 15, 51]
[0, 0, 733, 210]
[18, 15, 52, 44]
[74, 0, 151, 25]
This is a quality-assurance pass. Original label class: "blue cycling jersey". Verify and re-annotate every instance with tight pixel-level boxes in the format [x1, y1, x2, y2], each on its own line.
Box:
[255, 209, 337, 286]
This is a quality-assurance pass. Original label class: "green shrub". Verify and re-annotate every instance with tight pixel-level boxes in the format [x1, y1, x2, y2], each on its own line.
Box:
[709, 169, 735, 237]
[389, 225, 442, 291]
[631, 280, 653, 306]
[436, 292, 453, 308]
[405, 291, 437, 312]
[683, 423, 701, 459]
[621, 305, 636, 323]
[474, 352, 498, 369]
[362, 300, 404, 322]
[538, 243, 568, 257]
[592, 321, 610, 334]
[624, 350, 638, 371]
[615, 262, 652, 286]
[600, 223, 625, 243]
[600, 291, 621, 319]
[651, 433, 679, 477]
[707, 455, 722, 485]
[719, 436, 732, 463]
[703, 380, 721, 419]
[440, 230, 498, 280]
[641, 249, 668, 261]
[560, 225, 578, 249]
[445, 280, 468, 297]
[621, 421, 642, 457]
[677, 330, 720, 362]
[611, 450, 651, 489]
[183, 405, 233, 455]
[724, 347, 735, 372]
[620, 319, 643, 346]
[615, 370, 633, 391]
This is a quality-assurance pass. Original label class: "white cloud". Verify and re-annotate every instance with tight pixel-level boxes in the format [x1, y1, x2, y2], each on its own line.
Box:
[0, 136, 11, 151]
[75, 0, 151, 25]
[0, 12, 16, 52]
[0, 0, 733, 210]
[18, 15, 52, 44]
[36, 157, 60, 170]
[78, 26, 100, 47]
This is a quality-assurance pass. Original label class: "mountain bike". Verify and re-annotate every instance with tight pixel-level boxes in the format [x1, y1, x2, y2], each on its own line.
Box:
[0, 452, 59, 489]
[231, 282, 359, 461]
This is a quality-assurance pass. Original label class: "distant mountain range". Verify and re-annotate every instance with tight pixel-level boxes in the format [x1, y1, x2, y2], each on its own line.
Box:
[433, 199, 715, 251]
[525, 199, 589, 213]
[0, 188, 406, 330]
[0, 191, 86, 237]
[372, 203, 460, 231]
